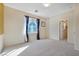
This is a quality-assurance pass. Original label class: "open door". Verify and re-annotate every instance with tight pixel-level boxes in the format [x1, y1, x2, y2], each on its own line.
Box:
[59, 20, 68, 41]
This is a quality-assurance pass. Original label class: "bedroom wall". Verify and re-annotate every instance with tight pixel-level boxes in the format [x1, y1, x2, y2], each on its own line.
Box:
[48, 4, 79, 50]
[65, 4, 79, 50]
[4, 6, 48, 47]
[49, 16, 60, 40]
[72, 4, 79, 50]
[49, 10, 72, 40]
[49, 8, 76, 44]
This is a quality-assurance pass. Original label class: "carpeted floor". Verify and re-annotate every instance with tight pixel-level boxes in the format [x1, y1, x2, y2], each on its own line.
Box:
[1, 40, 79, 56]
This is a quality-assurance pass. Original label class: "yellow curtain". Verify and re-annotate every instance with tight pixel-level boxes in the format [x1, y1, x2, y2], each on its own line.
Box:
[0, 3, 4, 34]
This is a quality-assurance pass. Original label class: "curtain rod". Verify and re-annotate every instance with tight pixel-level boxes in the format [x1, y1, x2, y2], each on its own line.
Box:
[24, 15, 40, 19]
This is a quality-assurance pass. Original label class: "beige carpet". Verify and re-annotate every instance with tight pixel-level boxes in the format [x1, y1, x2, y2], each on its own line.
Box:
[1, 40, 79, 56]
[18, 40, 79, 56]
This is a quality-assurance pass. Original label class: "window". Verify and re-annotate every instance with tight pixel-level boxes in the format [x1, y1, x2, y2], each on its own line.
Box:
[28, 18, 37, 33]
[23, 16, 40, 41]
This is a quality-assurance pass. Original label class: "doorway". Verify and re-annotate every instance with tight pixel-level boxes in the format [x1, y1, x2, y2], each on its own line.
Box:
[59, 20, 68, 41]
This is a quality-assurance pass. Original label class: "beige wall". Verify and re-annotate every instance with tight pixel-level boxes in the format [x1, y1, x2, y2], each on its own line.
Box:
[49, 16, 60, 40]
[63, 4, 79, 50]
[59, 10, 75, 44]
[4, 6, 49, 47]
[60, 4, 79, 50]
[49, 4, 79, 50]
[72, 4, 79, 50]
[49, 10, 73, 41]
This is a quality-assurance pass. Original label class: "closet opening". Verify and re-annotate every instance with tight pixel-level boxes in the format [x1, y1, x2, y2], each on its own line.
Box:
[59, 20, 68, 41]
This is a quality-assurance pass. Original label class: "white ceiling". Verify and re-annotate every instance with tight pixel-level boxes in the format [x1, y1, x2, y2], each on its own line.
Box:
[4, 3, 74, 18]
